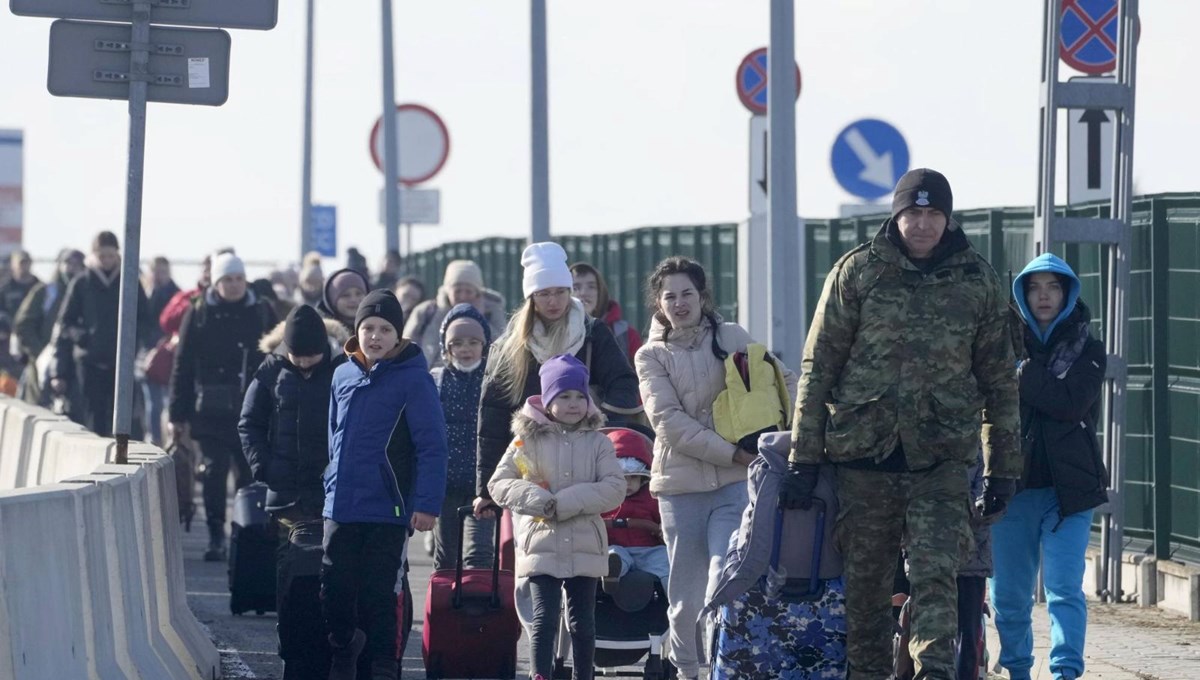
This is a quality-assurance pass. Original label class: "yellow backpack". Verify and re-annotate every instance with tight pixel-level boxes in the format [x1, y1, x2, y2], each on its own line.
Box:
[713, 343, 792, 445]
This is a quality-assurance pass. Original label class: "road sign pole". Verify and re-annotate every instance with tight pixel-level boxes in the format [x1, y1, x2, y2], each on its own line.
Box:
[768, 0, 802, 371]
[530, 0, 550, 243]
[299, 0, 314, 260]
[380, 0, 401, 254]
[112, 1, 153, 464]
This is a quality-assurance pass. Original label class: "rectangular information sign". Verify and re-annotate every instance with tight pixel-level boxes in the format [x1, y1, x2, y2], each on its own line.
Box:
[48, 20, 231, 105]
[11, 0, 277, 30]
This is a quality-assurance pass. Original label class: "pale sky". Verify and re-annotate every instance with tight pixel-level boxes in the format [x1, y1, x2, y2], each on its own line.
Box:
[2, 1, 1198, 274]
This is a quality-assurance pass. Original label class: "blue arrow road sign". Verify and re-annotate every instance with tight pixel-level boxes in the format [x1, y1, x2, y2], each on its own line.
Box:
[830, 119, 909, 200]
[311, 204, 337, 258]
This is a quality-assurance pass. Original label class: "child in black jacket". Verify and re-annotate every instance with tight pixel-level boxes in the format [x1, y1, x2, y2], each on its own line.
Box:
[239, 304, 346, 678]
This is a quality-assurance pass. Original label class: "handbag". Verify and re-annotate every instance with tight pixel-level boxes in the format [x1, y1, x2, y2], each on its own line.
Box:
[142, 336, 175, 386]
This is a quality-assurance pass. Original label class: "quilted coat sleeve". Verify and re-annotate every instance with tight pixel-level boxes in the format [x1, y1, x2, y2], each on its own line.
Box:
[554, 436, 625, 521]
[488, 441, 555, 517]
[635, 345, 738, 466]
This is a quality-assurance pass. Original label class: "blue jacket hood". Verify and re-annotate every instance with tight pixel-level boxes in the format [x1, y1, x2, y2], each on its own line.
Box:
[439, 302, 493, 354]
[1013, 253, 1080, 344]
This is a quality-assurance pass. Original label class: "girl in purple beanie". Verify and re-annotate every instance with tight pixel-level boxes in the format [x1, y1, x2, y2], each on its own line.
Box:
[488, 354, 625, 680]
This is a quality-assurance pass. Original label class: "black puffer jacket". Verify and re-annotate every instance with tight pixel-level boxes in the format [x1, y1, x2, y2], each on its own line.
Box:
[1018, 301, 1109, 519]
[169, 289, 277, 439]
[238, 317, 349, 514]
[476, 313, 641, 499]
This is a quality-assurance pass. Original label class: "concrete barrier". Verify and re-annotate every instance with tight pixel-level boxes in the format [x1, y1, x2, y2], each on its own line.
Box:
[0, 396, 220, 679]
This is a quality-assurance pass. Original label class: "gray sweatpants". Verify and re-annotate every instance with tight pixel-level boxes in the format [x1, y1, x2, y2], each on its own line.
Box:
[658, 481, 748, 679]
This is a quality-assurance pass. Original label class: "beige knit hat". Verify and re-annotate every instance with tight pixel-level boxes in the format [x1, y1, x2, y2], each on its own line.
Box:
[442, 260, 484, 291]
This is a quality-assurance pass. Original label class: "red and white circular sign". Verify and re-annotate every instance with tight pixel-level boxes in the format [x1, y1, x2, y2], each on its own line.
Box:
[369, 103, 450, 185]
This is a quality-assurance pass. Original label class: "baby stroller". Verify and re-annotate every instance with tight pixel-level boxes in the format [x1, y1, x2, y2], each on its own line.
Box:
[552, 424, 675, 679]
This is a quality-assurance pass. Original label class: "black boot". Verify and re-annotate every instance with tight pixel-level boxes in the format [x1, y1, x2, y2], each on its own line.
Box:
[369, 657, 397, 680]
[204, 524, 226, 562]
[328, 628, 366, 680]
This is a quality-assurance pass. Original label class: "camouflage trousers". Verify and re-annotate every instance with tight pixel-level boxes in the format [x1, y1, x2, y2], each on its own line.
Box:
[835, 462, 972, 680]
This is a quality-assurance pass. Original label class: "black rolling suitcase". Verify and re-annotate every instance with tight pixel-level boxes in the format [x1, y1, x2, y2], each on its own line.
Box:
[228, 482, 276, 615]
[278, 519, 332, 678]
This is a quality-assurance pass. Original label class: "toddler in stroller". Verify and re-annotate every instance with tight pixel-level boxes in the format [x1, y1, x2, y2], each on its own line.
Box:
[553, 426, 674, 679]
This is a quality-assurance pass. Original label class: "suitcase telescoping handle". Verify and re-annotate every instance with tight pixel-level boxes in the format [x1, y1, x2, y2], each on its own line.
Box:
[770, 497, 826, 597]
[453, 505, 503, 610]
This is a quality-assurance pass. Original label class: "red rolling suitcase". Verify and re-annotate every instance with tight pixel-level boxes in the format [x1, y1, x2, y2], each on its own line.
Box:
[423, 506, 520, 679]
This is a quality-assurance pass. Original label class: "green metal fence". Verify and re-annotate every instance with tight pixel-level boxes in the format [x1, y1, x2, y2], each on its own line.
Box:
[406, 192, 1200, 561]
[403, 224, 739, 337]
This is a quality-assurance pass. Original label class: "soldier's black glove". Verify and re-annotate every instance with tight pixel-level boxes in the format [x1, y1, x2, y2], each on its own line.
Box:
[779, 461, 821, 510]
[977, 476, 1017, 520]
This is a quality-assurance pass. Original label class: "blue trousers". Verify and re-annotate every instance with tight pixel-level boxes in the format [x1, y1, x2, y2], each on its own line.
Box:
[989, 488, 1093, 680]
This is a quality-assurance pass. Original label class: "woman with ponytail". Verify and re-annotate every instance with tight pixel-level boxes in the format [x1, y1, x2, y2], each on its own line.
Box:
[634, 256, 796, 680]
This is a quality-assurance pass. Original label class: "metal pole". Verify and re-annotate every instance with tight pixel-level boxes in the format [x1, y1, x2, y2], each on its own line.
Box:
[530, 0, 550, 243]
[405, 222, 413, 260]
[768, 0, 801, 371]
[1034, 0, 1062, 255]
[299, 0, 315, 260]
[112, 1, 152, 464]
[381, 0, 401, 253]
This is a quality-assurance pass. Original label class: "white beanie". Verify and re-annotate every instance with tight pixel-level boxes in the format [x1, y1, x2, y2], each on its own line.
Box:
[211, 252, 245, 284]
[521, 242, 572, 299]
[442, 260, 484, 291]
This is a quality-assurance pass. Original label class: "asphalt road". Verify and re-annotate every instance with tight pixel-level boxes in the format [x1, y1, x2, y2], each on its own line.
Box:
[182, 510, 663, 679]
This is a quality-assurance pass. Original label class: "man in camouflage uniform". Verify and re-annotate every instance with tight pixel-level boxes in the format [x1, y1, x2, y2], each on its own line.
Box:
[780, 168, 1021, 679]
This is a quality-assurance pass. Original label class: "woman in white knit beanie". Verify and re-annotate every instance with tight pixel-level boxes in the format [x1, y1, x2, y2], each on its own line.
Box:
[473, 242, 642, 522]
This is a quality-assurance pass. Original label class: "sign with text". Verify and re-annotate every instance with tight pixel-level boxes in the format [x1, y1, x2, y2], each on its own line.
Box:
[47, 20, 231, 105]
[11, 0, 277, 30]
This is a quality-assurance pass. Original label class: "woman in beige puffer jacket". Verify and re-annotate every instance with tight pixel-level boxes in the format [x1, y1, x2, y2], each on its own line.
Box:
[634, 257, 797, 680]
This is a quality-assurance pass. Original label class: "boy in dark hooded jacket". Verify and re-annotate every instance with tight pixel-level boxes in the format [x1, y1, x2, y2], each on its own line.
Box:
[989, 253, 1107, 680]
[429, 303, 495, 570]
[323, 290, 448, 680]
[239, 304, 348, 678]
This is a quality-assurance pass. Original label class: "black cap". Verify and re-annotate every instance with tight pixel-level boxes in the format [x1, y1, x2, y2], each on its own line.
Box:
[355, 289, 405, 334]
[284, 305, 328, 356]
[891, 168, 953, 221]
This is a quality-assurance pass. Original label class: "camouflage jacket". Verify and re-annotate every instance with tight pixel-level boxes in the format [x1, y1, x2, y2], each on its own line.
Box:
[790, 222, 1021, 479]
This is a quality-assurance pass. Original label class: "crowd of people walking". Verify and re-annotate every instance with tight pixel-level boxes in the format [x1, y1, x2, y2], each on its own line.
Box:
[1, 167, 1108, 680]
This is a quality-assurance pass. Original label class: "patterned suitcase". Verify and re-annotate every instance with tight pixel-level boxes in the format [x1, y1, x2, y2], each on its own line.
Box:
[711, 500, 848, 679]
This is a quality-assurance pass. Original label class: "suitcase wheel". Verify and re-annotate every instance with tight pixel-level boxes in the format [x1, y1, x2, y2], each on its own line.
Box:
[256, 609, 265, 616]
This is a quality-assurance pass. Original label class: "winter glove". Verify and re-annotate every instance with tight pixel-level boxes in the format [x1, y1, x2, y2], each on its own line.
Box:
[779, 461, 821, 510]
[977, 476, 1017, 520]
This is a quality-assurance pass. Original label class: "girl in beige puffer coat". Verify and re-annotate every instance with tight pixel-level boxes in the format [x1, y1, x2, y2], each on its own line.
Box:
[489, 354, 625, 680]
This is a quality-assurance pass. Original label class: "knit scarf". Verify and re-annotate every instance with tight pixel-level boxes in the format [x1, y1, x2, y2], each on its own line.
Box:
[1047, 322, 1090, 379]
[527, 300, 586, 365]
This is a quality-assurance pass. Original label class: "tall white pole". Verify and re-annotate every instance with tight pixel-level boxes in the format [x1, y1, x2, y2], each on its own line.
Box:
[530, 0, 550, 243]
[768, 0, 801, 369]
[381, 0, 401, 253]
[299, 0, 314, 259]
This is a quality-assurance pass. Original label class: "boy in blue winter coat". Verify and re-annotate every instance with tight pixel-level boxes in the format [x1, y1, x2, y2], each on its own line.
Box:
[323, 289, 449, 680]
[429, 302, 495, 570]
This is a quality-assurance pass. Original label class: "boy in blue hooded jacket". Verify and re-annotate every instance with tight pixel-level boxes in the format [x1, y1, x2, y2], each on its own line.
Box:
[988, 253, 1108, 680]
[322, 289, 448, 680]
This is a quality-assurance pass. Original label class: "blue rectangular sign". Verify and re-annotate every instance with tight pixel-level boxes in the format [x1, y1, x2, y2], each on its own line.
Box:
[311, 204, 337, 258]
